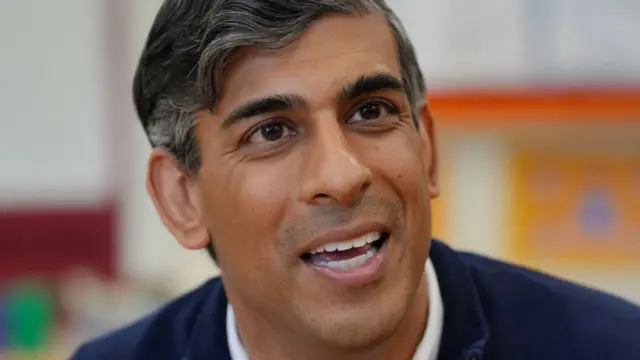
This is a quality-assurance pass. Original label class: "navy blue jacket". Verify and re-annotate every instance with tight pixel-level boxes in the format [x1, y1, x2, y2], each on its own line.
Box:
[70, 240, 640, 360]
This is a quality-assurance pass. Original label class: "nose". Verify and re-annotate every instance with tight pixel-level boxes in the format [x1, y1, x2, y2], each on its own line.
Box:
[300, 121, 373, 207]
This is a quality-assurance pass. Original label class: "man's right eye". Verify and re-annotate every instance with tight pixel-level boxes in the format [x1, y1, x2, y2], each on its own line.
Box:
[245, 120, 297, 145]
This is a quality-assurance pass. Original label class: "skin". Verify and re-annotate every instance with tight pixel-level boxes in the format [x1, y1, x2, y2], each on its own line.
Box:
[147, 13, 439, 360]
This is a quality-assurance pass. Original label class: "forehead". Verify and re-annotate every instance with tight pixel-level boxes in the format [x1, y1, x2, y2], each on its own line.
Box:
[218, 13, 401, 108]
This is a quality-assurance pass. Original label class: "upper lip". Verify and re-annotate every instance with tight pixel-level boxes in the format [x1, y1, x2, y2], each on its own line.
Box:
[299, 221, 390, 256]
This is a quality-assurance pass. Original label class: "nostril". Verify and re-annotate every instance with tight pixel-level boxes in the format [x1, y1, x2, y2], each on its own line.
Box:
[311, 193, 333, 205]
[360, 181, 371, 193]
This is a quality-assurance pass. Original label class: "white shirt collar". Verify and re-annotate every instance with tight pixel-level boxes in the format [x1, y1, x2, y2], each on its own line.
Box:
[413, 259, 444, 360]
[226, 259, 444, 360]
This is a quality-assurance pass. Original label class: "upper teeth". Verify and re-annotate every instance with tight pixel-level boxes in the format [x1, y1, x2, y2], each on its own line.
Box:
[309, 232, 380, 254]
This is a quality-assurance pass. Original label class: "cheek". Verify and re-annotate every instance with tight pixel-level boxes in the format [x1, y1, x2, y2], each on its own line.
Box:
[367, 132, 431, 198]
[202, 161, 294, 258]
[380, 135, 434, 253]
[202, 165, 298, 305]
[364, 131, 433, 240]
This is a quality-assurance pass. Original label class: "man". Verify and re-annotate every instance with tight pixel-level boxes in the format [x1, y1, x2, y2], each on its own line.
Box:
[71, 0, 640, 359]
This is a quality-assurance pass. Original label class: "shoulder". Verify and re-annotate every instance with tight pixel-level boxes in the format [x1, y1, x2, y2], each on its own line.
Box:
[459, 252, 640, 358]
[69, 277, 224, 360]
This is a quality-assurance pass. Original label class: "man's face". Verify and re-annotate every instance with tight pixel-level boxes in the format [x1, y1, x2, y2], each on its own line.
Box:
[184, 13, 436, 348]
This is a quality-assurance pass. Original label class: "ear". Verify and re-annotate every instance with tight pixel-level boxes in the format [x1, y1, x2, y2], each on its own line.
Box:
[146, 148, 211, 250]
[417, 103, 440, 199]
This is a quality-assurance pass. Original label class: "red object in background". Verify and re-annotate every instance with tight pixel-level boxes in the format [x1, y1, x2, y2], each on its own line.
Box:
[0, 203, 116, 282]
[429, 87, 640, 124]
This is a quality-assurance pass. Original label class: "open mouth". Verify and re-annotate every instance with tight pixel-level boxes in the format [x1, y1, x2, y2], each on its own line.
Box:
[301, 232, 390, 271]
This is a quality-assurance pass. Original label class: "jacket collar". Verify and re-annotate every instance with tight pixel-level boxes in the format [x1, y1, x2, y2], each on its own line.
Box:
[429, 240, 490, 360]
[184, 277, 232, 360]
[184, 240, 490, 360]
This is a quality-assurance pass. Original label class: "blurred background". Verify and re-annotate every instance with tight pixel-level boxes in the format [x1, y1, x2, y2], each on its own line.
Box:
[0, 0, 638, 358]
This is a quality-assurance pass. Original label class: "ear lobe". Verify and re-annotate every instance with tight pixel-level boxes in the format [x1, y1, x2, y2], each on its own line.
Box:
[146, 148, 211, 250]
[418, 104, 440, 199]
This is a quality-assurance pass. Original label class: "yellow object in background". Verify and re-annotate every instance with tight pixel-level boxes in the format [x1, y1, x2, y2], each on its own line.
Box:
[431, 197, 448, 242]
[510, 150, 640, 268]
[431, 158, 450, 244]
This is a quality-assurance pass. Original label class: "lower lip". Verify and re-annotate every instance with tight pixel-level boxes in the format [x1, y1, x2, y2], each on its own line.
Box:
[304, 240, 389, 287]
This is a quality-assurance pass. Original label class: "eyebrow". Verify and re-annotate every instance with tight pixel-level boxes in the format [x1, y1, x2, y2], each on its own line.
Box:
[221, 72, 404, 128]
[339, 72, 404, 102]
[222, 94, 305, 128]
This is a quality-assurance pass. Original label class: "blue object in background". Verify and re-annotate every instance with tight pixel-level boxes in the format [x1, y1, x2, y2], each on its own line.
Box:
[579, 187, 616, 238]
[0, 289, 6, 349]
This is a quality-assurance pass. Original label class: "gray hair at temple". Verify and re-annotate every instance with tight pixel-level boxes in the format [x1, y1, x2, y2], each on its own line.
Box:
[133, 0, 426, 172]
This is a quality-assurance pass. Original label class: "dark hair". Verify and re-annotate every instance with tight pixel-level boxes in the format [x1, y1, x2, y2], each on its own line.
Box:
[133, 0, 426, 262]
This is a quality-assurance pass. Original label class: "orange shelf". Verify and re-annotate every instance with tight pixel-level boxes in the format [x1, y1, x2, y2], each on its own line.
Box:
[428, 87, 640, 124]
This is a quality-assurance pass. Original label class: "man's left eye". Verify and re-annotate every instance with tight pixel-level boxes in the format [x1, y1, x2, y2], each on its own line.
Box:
[349, 101, 396, 123]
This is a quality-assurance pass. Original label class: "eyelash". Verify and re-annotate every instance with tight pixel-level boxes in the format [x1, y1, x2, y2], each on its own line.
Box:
[241, 118, 296, 145]
[347, 99, 399, 122]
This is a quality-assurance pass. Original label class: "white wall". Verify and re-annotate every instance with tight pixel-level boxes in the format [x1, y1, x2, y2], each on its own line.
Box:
[391, 0, 531, 85]
[392, 0, 640, 85]
[0, 0, 109, 207]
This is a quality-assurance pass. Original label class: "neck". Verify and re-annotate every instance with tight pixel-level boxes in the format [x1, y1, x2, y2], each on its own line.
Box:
[232, 274, 429, 360]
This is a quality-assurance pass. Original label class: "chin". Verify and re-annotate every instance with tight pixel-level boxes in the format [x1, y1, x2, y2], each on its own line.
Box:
[297, 287, 413, 350]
